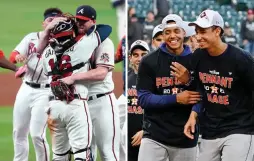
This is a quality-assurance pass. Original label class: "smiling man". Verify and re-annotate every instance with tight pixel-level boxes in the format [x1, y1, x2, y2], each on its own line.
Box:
[170, 9, 254, 161]
[136, 14, 201, 161]
[128, 40, 149, 161]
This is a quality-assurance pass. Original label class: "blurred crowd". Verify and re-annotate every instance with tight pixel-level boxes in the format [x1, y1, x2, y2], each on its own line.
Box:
[128, 0, 254, 55]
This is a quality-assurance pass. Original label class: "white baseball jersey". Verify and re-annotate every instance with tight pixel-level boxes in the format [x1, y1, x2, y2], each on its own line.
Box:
[42, 33, 100, 98]
[14, 32, 48, 84]
[88, 38, 115, 96]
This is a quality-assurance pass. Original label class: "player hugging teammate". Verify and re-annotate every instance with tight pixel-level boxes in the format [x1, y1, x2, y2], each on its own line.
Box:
[34, 5, 120, 161]
[41, 16, 113, 161]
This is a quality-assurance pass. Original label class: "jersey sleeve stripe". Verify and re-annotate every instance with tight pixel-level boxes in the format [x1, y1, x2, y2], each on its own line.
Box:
[9, 51, 19, 63]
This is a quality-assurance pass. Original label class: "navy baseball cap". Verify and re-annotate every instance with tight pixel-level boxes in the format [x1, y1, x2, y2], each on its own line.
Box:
[44, 12, 61, 20]
[75, 5, 96, 21]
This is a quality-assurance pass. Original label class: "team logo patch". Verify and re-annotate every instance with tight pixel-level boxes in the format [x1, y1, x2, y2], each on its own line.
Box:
[100, 53, 109, 63]
[200, 11, 207, 18]
[200, 11, 210, 22]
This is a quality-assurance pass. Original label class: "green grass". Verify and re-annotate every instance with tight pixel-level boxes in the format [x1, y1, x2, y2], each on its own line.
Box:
[0, 0, 122, 72]
[0, 107, 102, 161]
[0, 0, 122, 160]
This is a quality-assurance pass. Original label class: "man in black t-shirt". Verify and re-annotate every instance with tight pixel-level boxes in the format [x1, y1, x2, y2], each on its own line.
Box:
[171, 9, 254, 161]
[128, 40, 150, 161]
[137, 14, 201, 161]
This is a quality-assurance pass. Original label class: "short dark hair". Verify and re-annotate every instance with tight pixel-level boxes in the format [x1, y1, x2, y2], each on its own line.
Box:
[166, 20, 176, 24]
[153, 31, 163, 39]
[147, 11, 154, 15]
[211, 26, 224, 37]
[44, 8, 62, 17]
[184, 37, 190, 43]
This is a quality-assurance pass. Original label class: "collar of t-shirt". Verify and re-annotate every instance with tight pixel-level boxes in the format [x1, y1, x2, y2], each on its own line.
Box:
[159, 43, 192, 57]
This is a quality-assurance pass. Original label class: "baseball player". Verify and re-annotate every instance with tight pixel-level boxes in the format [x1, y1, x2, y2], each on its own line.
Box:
[35, 6, 119, 160]
[111, 0, 126, 41]
[136, 14, 201, 161]
[44, 5, 120, 161]
[151, 24, 164, 51]
[9, 8, 63, 161]
[41, 18, 112, 161]
[115, 36, 127, 129]
[0, 50, 18, 71]
[128, 40, 149, 161]
[171, 10, 254, 161]
[115, 36, 127, 161]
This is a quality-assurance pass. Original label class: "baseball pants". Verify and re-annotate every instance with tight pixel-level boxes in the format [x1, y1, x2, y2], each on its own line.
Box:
[120, 120, 127, 161]
[47, 98, 92, 161]
[138, 138, 197, 161]
[117, 94, 127, 129]
[13, 82, 50, 161]
[198, 134, 254, 161]
[88, 93, 120, 161]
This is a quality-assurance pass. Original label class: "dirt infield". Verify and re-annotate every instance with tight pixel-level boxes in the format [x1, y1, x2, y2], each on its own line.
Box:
[0, 72, 123, 107]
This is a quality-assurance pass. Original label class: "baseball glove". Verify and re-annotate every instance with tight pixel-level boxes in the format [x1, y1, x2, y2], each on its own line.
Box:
[50, 80, 75, 103]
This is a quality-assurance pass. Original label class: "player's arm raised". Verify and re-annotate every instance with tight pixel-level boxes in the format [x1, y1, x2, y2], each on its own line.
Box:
[37, 17, 67, 54]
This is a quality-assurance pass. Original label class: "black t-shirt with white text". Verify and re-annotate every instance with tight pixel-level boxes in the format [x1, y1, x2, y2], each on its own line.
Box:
[192, 44, 254, 139]
[136, 45, 199, 148]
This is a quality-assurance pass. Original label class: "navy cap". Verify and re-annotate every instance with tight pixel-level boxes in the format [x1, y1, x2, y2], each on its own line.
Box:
[75, 5, 96, 21]
[44, 12, 61, 20]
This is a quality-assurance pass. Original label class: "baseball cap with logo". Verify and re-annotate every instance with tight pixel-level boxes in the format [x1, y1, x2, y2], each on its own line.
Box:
[75, 5, 96, 21]
[161, 14, 196, 37]
[152, 24, 163, 39]
[130, 40, 150, 53]
[189, 9, 224, 29]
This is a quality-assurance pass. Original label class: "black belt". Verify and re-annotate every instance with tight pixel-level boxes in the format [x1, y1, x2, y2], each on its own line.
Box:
[25, 81, 50, 88]
[88, 92, 112, 101]
[49, 94, 86, 101]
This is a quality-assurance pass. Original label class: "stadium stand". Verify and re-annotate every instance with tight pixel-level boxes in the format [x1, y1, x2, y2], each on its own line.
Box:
[128, 0, 253, 47]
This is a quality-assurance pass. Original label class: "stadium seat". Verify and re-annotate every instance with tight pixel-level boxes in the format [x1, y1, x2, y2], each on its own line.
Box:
[129, 0, 254, 45]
